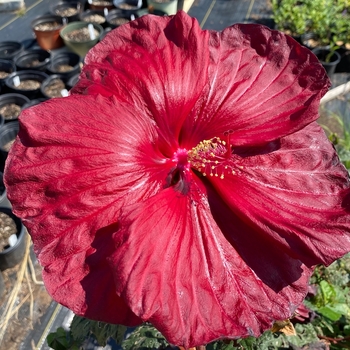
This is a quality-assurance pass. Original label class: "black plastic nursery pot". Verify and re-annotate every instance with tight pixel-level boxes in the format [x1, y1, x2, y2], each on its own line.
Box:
[0, 41, 24, 61]
[22, 98, 49, 110]
[312, 47, 341, 76]
[335, 47, 350, 73]
[88, 0, 115, 11]
[40, 74, 69, 98]
[106, 9, 138, 28]
[0, 172, 11, 209]
[0, 59, 16, 88]
[14, 49, 51, 72]
[47, 52, 81, 79]
[0, 93, 30, 124]
[31, 15, 66, 51]
[5, 70, 49, 99]
[50, 0, 85, 22]
[301, 32, 320, 50]
[113, 0, 141, 14]
[0, 271, 4, 297]
[0, 121, 19, 163]
[0, 207, 27, 271]
[67, 72, 80, 89]
[79, 9, 108, 27]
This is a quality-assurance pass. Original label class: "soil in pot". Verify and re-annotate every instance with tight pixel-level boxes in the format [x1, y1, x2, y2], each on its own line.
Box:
[60, 22, 103, 56]
[106, 9, 137, 27]
[33, 21, 63, 31]
[0, 94, 29, 124]
[0, 104, 21, 121]
[2, 138, 15, 152]
[108, 16, 130, 26]
[0, 122, 19, 157]
[108, 17, 130, 27]
[63, 26, 100, 41]
[48, 52, 81, 79]
[5, 71, 48, 99]
[0, 71, 10, 79]
[55, 63, 74, 72]
[51, 1, 84, 22]
[0, 59, 16, 87]
[80, 10, 107, 25]
[0, 212, 17, 252]
[15, 80, 41, 90]
[54, 5, 80, 17]
[0, 207, 27, 271]
[88, 0, 115, 10]
[42, 77, 67, 98]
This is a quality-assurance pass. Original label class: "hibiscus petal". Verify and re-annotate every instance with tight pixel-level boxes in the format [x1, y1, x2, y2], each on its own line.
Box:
[111, 186, 312, 347]
[4, 94, 169, 324]
[206, 122, 350, 268]
[71, 12, 210, 152]
[181, 24, 330, 148]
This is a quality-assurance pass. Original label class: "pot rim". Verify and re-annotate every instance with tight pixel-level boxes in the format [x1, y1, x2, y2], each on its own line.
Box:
[60, 21, 104, 43]
[0, 207, 25, 255]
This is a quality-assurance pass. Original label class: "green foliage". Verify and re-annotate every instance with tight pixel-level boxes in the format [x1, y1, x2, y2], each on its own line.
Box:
[70, 315, 127, 346]
[122, 324, 169, 350]
[322, 112, 350, 170]
[46, 327, 80, 350]
[47, 317, 127, 350]
[271, 0, 311, 36]
[231, 324, 320, 350]
[271, 0, 350, 59]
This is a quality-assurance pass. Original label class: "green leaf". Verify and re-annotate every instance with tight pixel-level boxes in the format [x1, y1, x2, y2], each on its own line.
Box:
[92, 322, 127, 346]
[207, 340, 236, 350]
[70, 315, 127, 346]
[317, 305, 342, 321]
[319, 280, 336, 305]
[70, 315, 91, 342]
[331, 303, 350, 317]
[47, 327, 72, 350]
[122, 324, 168, 350]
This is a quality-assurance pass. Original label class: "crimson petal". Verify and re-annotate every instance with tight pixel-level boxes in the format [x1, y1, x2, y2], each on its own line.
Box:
[4, 94, 169, 324]
[181, 24, 330, 148]
[111, 187, 312, 347]
[207, 122, 350, 268]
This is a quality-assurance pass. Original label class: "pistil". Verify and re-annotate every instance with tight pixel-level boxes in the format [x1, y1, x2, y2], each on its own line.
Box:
[170, 135, 240, 182]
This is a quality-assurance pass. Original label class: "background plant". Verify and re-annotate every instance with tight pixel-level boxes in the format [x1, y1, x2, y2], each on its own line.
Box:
[272, 0, 350, 54]
[271, 0, 311, 37]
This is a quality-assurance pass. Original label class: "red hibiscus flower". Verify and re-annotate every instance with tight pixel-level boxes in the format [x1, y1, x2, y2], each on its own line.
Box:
[4, 11, 350, 348]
